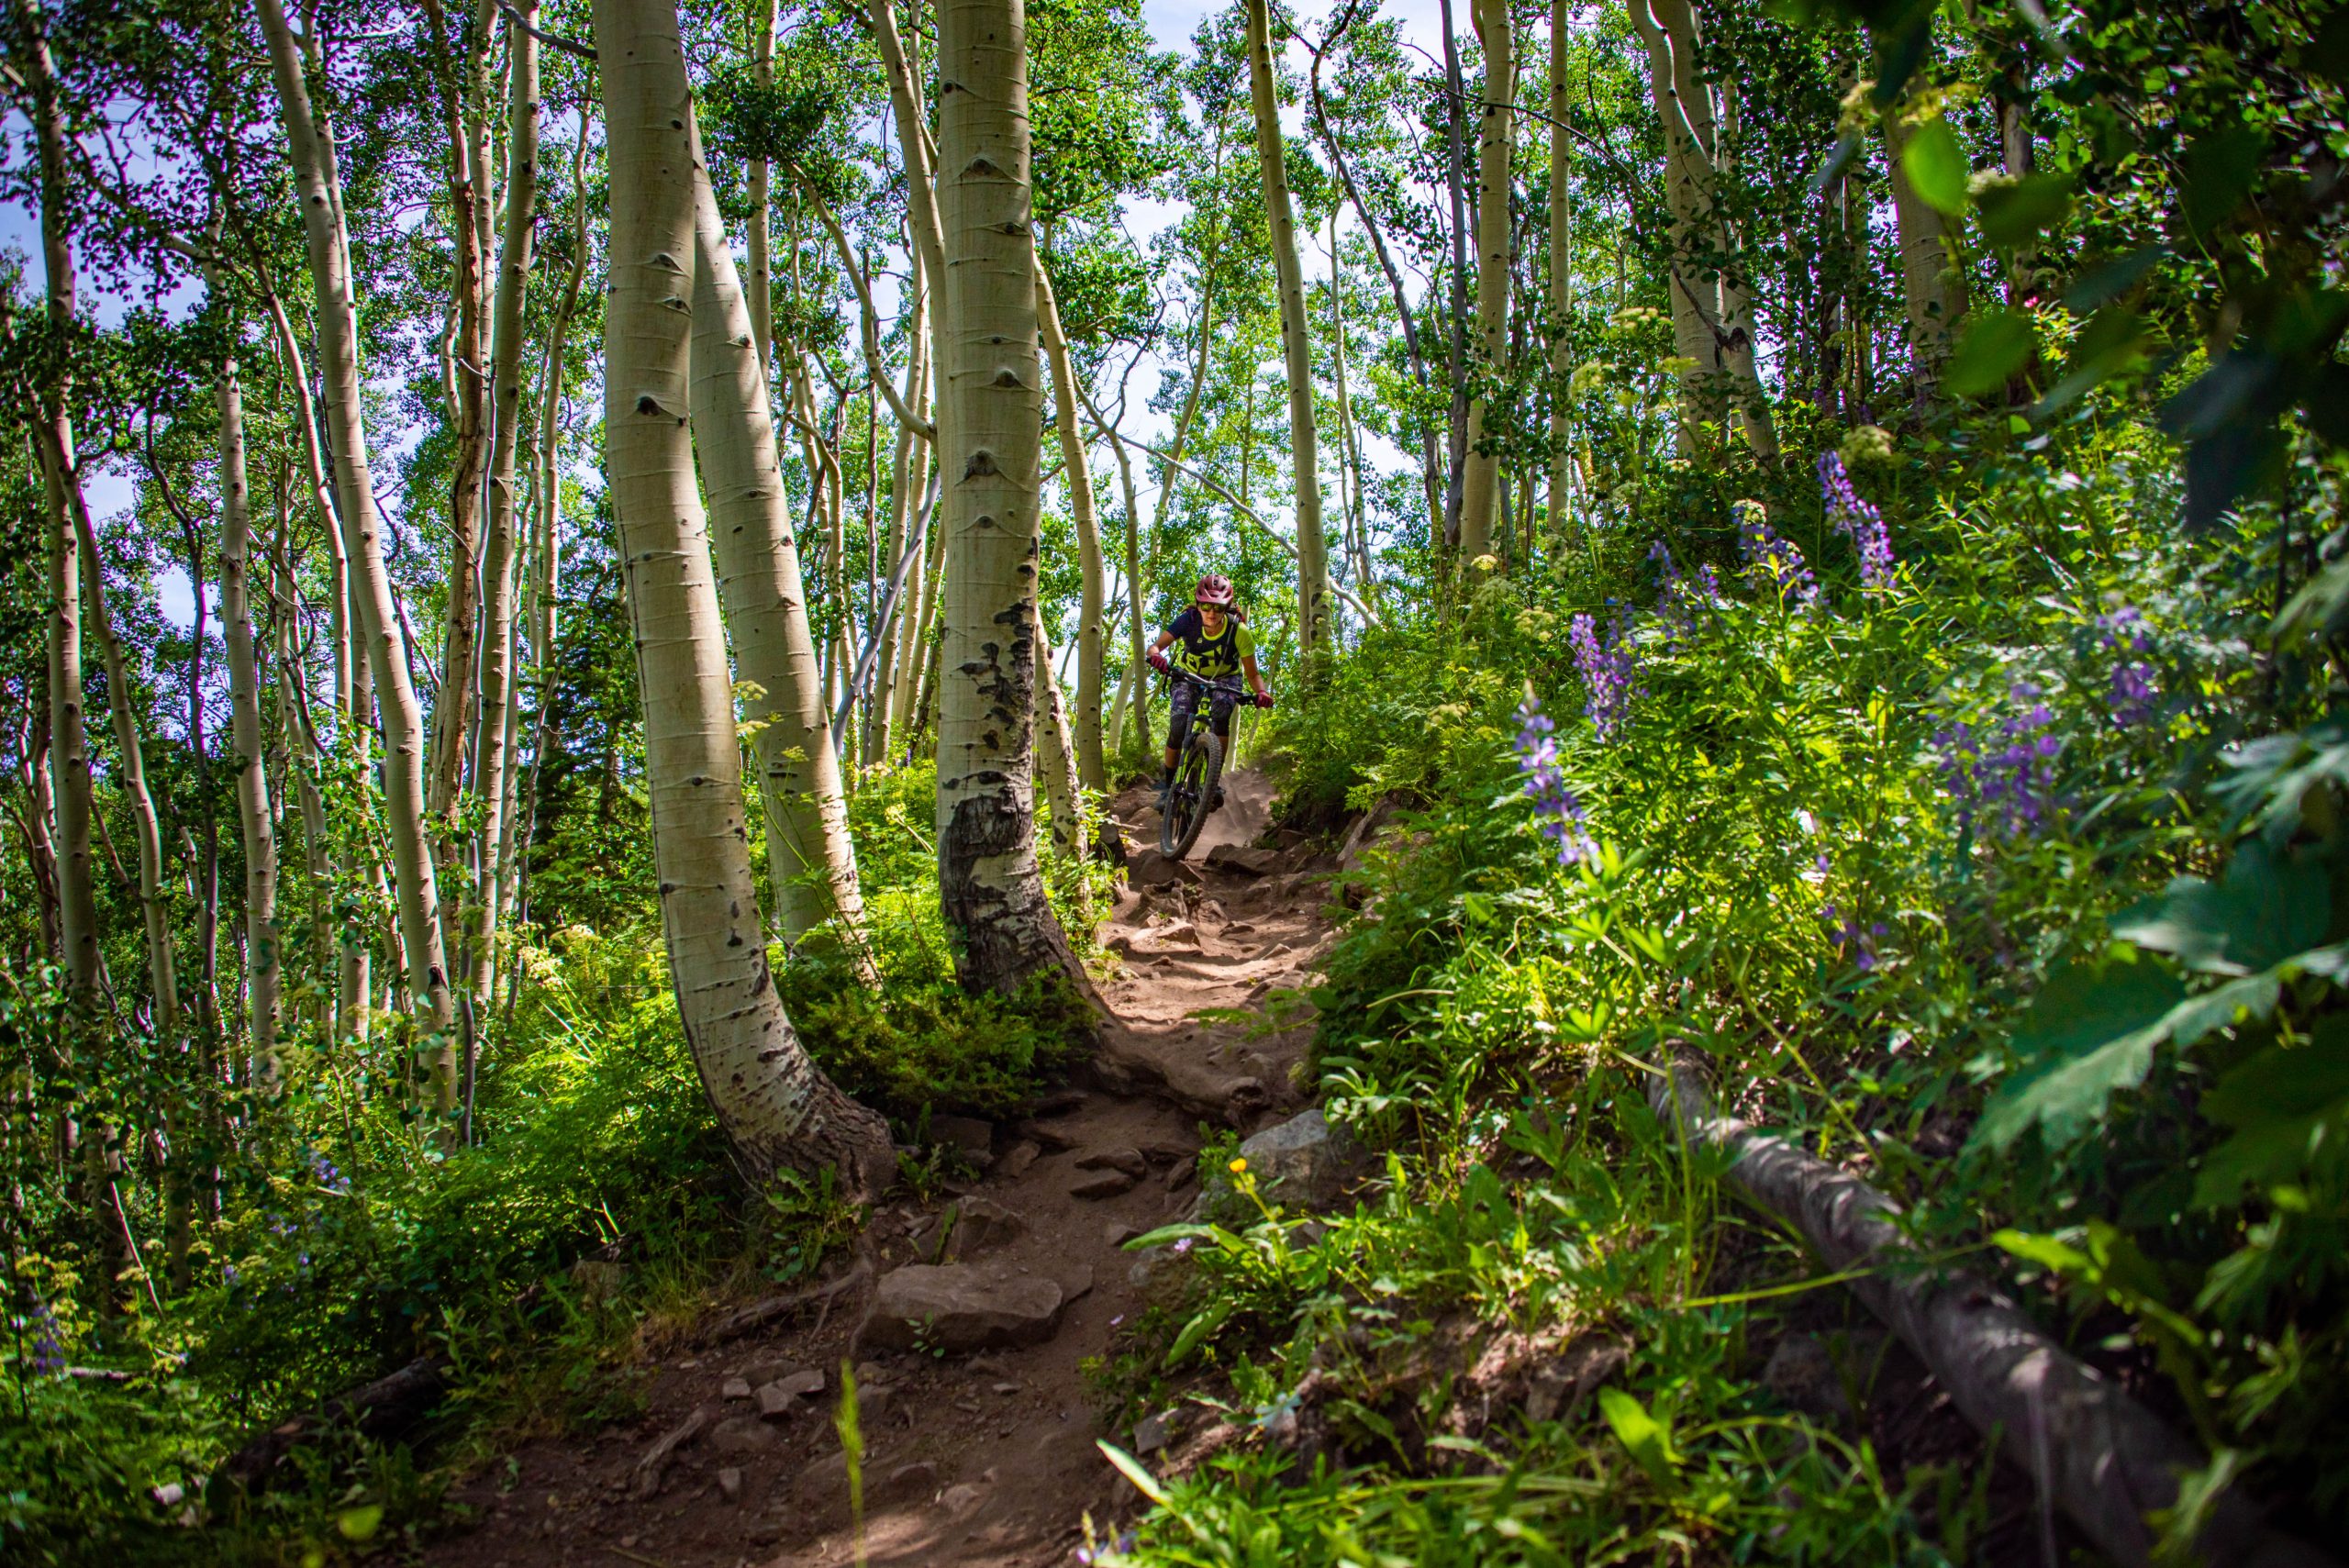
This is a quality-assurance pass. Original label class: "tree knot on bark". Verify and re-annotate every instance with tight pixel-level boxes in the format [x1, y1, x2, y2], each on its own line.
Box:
[962, 156, 1008, 180]
[991, 368, 1030, 389]
[634, 395, 676, 418]
[649, 251, 684, 273]
[993, 220, 1031, 239]
[964, 450, 1001, 479]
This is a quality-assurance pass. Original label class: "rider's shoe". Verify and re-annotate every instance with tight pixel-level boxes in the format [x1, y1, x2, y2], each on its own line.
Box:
[1209, 785, 1225, 812]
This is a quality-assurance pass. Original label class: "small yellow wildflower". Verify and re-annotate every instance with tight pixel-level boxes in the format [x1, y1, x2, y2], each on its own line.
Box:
[1228, 1157, 1248, 1174]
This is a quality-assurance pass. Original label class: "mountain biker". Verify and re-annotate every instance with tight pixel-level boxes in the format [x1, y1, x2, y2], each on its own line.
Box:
[1146, 573, 1272, 808]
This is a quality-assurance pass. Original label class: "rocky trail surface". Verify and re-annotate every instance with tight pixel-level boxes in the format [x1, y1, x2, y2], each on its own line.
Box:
[427, 770, 1358, 1568]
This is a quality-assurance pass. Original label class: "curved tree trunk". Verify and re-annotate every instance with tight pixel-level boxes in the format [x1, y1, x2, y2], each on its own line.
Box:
[261, 0, 458, 1113]
[590, 0, 893, 1191]
[1458, 0, 1511, 562]
[689, 176, 869, 950]
[1244, 0, 1333, 666]
[1031, 610, 1087, 864]
[933, 0, 1087, 995]
[1035, 249, 1107, 794]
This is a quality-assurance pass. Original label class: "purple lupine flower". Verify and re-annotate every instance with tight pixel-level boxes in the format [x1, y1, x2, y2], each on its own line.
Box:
[1941, 684, 2063, 838]
[1819, 451, 1895, 591]
[1513, 694, 1594, 865]
[1650, 541, 1718, 650]
[27, 1300, 65, 1375]
[2096, 606, 2159, 728]
[309, 1151, 349, 1194]
[1736, 503, 1820, 610]
[1568, 612, 1636, 742]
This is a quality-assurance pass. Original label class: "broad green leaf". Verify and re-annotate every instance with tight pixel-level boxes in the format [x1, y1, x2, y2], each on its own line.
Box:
[1899, 117, 1971, 215]
[1944, 309, 2037, 397]
[2112, 839, 2330, 975]
[1598, 1386, 1679, 1491]
[2193, 1018, 2349, 1207]
[1972, 955, 2187, 1151]
[1163, 1300, 1230, 1369]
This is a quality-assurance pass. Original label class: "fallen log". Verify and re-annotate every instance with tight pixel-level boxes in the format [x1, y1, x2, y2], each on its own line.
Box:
[1646, 1051, 2335, 1568]
[216, 1351, 452, 1492]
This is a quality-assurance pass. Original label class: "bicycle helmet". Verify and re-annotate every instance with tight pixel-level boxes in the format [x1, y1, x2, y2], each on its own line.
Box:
[1194, 573, 1235, 609]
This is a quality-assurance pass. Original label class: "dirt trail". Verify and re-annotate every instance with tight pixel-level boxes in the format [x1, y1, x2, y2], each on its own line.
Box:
[429, 769, 1345, 1568]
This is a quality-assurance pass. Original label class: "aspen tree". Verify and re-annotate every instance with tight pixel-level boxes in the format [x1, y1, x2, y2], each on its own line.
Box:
[933, 0, 1089, 992]
[590, 0, 892, 1188]
[1629, 0, 1778, 462]
[468, 2, 541, 1019]
[1881, 107, 1968, 395]
[420, 0, 499, 856]
[1548, 0, 1573, 541]
[1457, 0, 1511, 561]
[260, 0, 459, 1112]
[1034, 247, 1107, 792]
[689, 173, 869, 948]
[1244, 0, 1334, 663]
[511, 117, 593, 932]
[217, 361, 279, 1075]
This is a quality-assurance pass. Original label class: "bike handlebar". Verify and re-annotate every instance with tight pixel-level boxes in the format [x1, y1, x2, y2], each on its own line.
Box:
[1161, 666, 1246, 695]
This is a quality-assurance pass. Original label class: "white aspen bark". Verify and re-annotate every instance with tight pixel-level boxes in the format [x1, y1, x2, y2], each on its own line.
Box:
[469, 5, 542, 1012]
[1034, 249, 1106, 791]
[1631, 0, 1777, 461]
[592, 0, 893, 1191]
[871, 292, 930, 767]
[261, 0, 458, 1108]
[688, 176, 869, 948]
[1031, 605, 1086, 862]
[1459, 0, 1511, 561]
[1329, 213, 1375, 602]
[1073, 374, 1150, 754]
[217, 363, 279, 1073]
[513, 117, 593, 931]
[1244, 0, 1333, 665]
[269, 471, 335, 1037]
[1881, 107, 1969, 396]
[747, 0, 779, 370]
[422, 0, 498, 854]
[1548, 0, 1574, 543]
[934, 0, 1087, 994]
[893, 459, 950, 757]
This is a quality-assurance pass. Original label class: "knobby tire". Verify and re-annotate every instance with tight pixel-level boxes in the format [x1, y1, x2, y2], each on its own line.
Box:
[1161, 729, 1224, 861]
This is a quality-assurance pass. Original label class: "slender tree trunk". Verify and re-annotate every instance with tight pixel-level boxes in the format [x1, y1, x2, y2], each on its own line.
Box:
[1880, 105, 1968, 399]
[262, 0, 459, 1114]
[217, 361, 279, 1085]
[747, 0, 779, 369]
[1244, 0, 1333, 667]
[1031, 606, 1087, 863]
[1034, 249, 1107, 791]
[871, 292, 929, 768]
[934, 0, 1087, 995]
[422, 0, 496, 861]
[513, 116, 593, 935]
[1458, 0, 1512, 560]
[590, 0, 893, 1191]
[690, 175, 870, 948]
[468, 6, 542, 1030]
[1548, 0, 1574, 542]
[1328, 213, 1375, 605]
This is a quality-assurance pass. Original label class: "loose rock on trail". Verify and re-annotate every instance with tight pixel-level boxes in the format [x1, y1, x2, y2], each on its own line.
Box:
[426, 769, 1352, 1567]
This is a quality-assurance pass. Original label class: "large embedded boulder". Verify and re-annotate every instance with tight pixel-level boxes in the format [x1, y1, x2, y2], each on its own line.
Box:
[854, 1265, 1065, 1355]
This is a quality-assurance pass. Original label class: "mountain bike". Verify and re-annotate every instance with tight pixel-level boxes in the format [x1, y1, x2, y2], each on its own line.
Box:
[1158, 668, 1248, 861]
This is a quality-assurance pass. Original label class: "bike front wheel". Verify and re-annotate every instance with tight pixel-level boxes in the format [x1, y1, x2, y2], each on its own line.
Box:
[1160, 729, 1224, 861]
